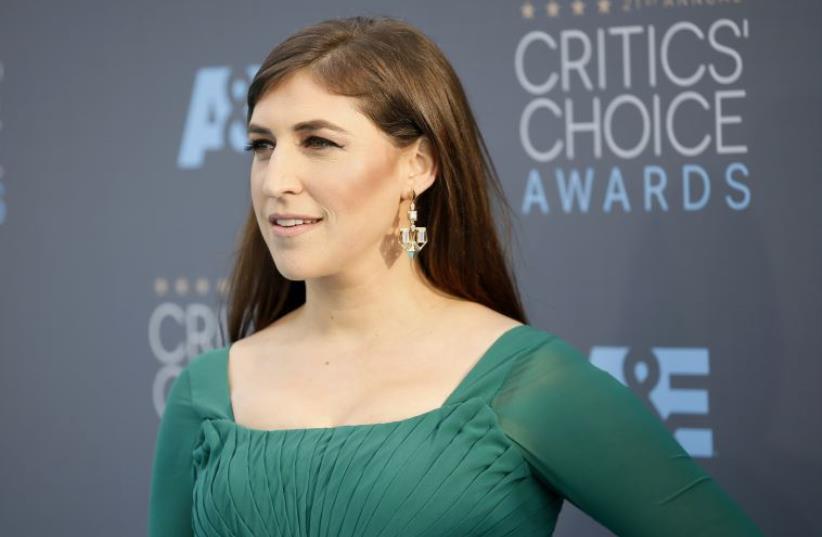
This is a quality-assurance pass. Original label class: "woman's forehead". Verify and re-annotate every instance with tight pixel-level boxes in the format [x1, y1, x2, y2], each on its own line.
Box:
[251, 71, 364, 130]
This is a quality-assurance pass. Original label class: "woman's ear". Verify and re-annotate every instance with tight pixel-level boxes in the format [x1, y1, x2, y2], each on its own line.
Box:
[407, 136, 438, 196]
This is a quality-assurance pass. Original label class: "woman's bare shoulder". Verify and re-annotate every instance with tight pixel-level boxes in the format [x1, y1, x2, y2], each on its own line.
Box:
[450, 300, 523, 329]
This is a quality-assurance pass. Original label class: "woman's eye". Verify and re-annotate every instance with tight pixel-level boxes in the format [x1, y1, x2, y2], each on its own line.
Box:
[243, 136, 338, 158]
[303, 136, 338, 149]
[243, 140, 273, 155]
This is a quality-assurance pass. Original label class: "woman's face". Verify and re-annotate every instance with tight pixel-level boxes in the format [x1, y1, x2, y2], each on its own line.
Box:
[247, 69, 425, 281]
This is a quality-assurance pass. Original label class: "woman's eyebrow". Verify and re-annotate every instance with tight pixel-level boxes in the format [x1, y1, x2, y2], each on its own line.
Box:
[247, 119, 350, 136]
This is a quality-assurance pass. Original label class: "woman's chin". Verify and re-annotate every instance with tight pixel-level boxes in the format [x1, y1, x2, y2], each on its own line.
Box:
[271, 257, 321, 281]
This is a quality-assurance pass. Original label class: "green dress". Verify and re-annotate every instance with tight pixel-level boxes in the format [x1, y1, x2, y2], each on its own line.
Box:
[148, 324, 764, 536]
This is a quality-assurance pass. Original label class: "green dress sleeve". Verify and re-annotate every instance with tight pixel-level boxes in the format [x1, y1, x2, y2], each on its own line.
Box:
[492, 335, 765, 537]
[148, 366, 199, 537]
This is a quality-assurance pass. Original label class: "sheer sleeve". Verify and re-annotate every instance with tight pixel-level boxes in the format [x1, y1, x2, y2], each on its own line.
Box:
[148, 366, 199, 537]
[492, 335, 764, 537]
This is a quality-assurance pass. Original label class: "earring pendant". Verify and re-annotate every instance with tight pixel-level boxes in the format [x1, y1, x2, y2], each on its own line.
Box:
[398, 190, 427, 260]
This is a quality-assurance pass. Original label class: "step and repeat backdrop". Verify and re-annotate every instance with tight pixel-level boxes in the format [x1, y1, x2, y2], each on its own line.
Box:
[0, 1, 819, 535]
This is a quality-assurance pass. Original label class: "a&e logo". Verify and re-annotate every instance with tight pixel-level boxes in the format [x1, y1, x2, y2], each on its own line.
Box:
[590, 345, 715, 457]
[177, 65, 260, 169]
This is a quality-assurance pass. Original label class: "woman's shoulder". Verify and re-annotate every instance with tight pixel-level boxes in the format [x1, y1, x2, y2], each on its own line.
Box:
[448, 300, 523, 334]
[500, 326, 630, 400]
[179, 344, 230, 391]
[167, 344, 232, 419]
[188, 344, 229, 369]
[447, 300, 572, 348]
[452, 308, 590, 374]
[512, 325, 591, 369]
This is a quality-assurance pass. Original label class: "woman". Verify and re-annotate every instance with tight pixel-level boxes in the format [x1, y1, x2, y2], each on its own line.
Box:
[148, 15, 764, 537]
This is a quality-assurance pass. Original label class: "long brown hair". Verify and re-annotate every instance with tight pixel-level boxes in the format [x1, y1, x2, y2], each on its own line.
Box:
[219, 15, 528, 344]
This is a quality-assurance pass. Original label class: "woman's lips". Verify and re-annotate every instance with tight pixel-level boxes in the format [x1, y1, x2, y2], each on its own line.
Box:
[271, 219, 323, 237]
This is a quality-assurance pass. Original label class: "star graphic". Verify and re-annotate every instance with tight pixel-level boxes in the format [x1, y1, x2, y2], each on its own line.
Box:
[571, 0, 586, 15]
[597, 0, 611, 13]
[521, 1, 535, 18]
[546, 0, 560, 17]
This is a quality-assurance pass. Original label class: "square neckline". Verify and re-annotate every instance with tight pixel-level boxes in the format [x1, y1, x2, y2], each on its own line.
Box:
[220, 323, 530, 435]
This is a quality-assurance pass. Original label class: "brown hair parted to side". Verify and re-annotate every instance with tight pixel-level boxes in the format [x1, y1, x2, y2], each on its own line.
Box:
[219, 15, 528, 343]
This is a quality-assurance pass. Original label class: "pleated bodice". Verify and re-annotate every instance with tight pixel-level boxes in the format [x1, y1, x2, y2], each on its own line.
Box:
[192, 397, 560, 536]
[187, 325, 561, 536]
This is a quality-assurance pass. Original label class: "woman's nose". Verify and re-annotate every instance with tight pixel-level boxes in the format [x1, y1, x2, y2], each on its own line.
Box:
[261, 146, 303, 196]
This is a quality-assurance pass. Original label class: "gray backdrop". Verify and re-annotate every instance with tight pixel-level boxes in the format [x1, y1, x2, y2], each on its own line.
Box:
[0, 0, 819, 535]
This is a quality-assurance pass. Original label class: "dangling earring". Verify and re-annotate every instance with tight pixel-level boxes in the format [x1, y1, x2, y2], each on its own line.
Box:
[398, 188, 428, 261]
